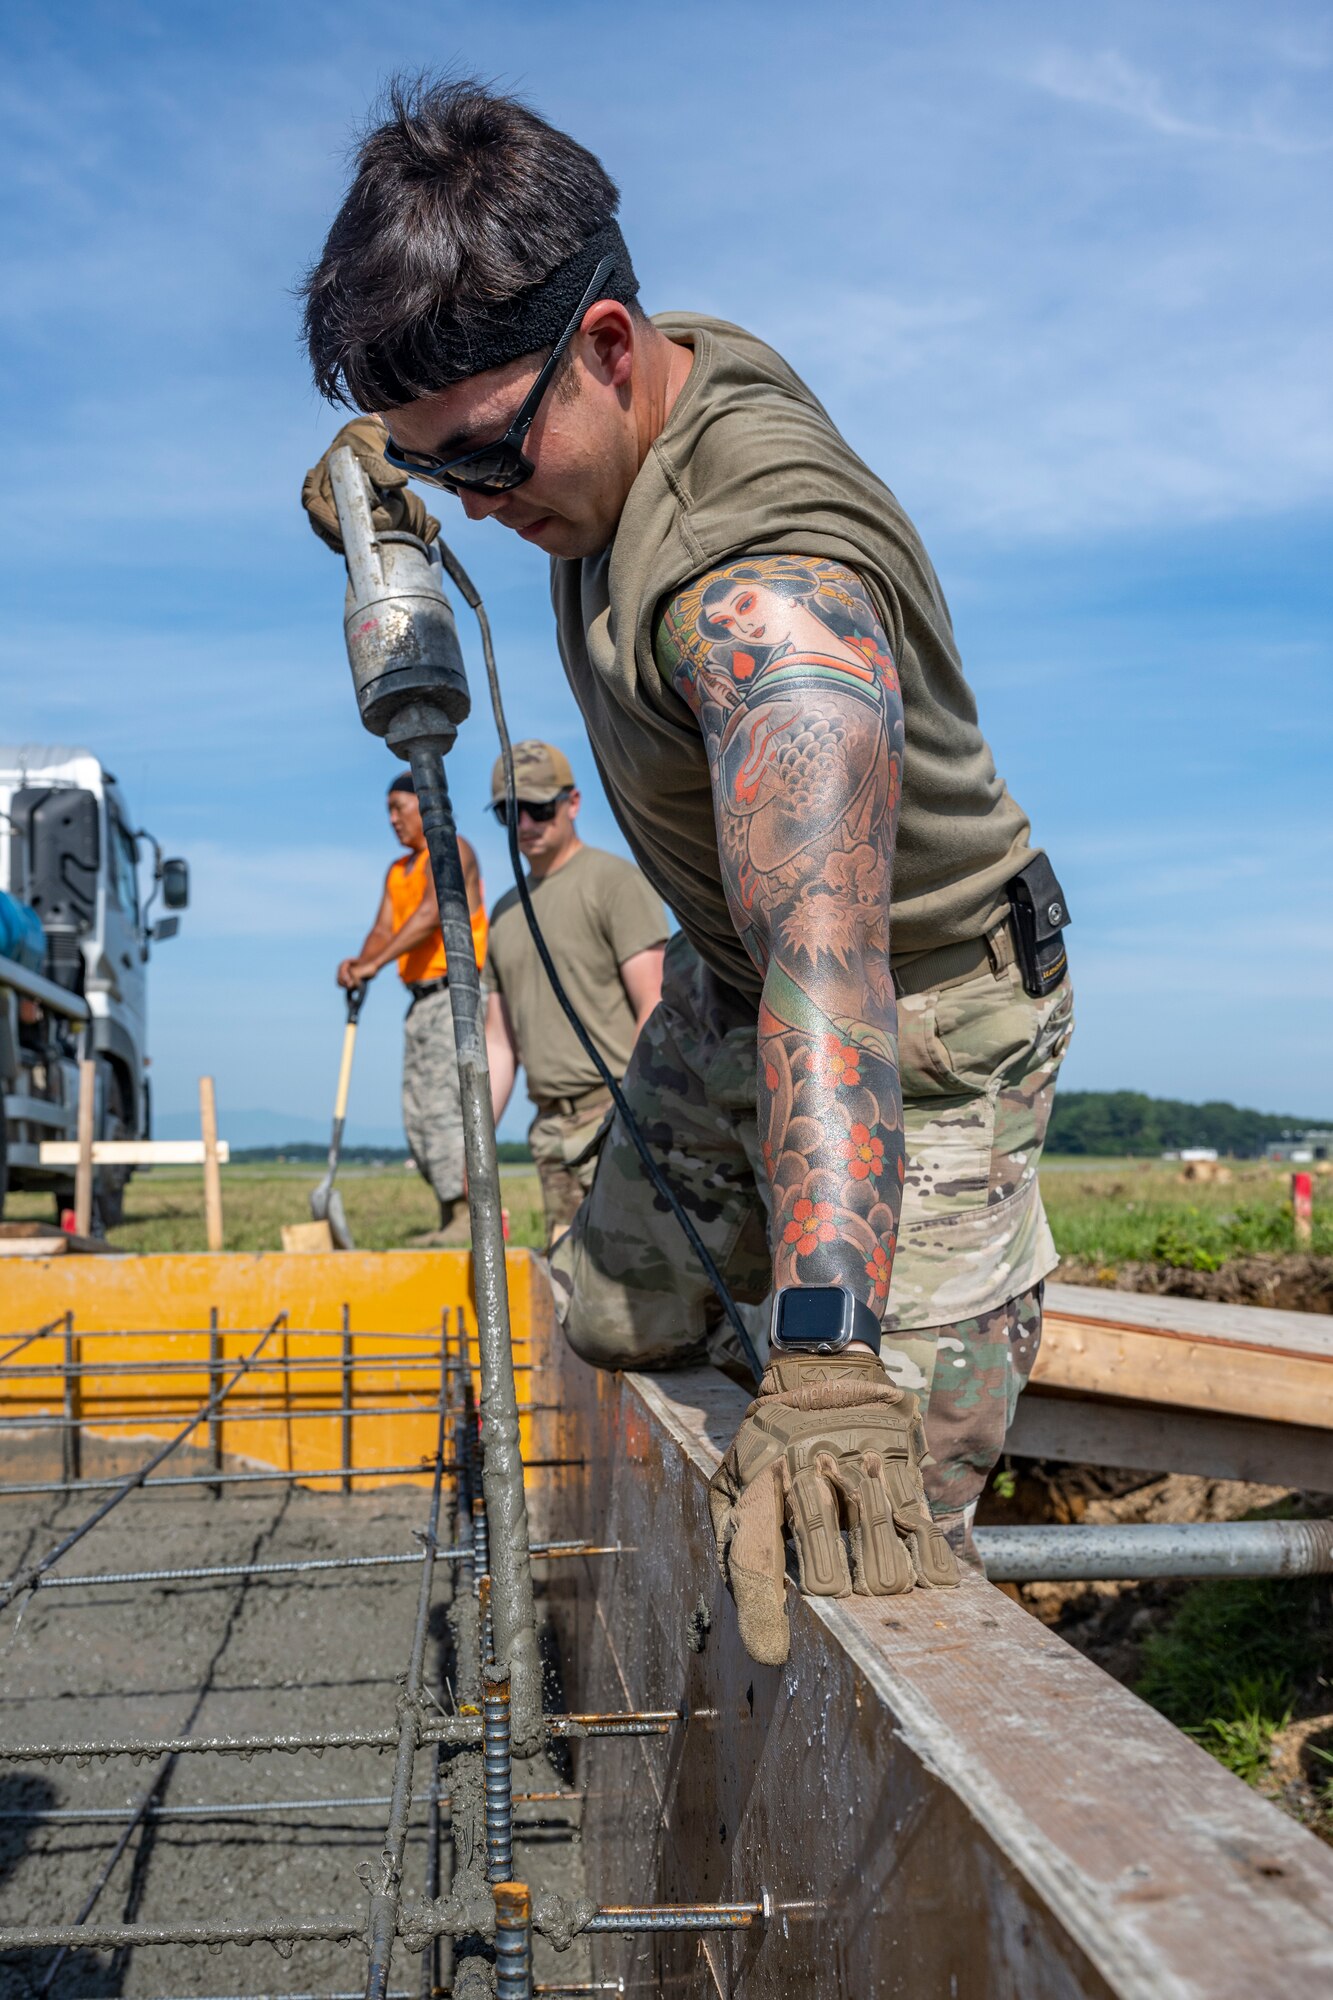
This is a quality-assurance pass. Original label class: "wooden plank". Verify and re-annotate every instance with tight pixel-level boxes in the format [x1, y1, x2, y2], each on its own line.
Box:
[1046, 1281, 1333, 1361]
[1033, 1311, 1333, 1429]
[542, 1333, 1333, 1997]
[199, 1076, 223, 1253]
[39, 1140, 232, 1166]
[1009, 1392, 1333, 1488]
[73, 1057, 95, 1237]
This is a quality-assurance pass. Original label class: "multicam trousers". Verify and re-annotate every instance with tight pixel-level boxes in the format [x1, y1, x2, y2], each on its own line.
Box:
[549, 929, 1074, 1533]
[401, 987, 465, 1206]
[528, 1087, 614, 1247]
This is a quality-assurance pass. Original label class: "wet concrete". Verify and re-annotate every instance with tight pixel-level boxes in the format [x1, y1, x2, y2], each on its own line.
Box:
[0, 1441, 588, 1998]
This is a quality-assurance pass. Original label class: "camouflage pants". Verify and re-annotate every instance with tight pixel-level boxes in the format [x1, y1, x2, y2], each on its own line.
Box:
[401, 988, 465, 1205]
[549, 930, 1074, 1528]
[528, 1089, 613, 1247]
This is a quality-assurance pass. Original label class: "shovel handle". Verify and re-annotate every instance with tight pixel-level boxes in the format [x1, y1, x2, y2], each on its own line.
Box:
[345, 982, 367, 1024]
[333, 1016, 359, 1124]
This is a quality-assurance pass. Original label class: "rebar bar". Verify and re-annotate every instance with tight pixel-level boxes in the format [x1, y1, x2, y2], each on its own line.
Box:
[0, 1457, 580, 1498]
[0, 1319, 280, 1612]
[364, 1398, 450, 2000]
[3, 1539, 617, 1594]
[0, 1789, 581, 1824]
[483, 1669, 514, 1884]
[0, 1402, 551, 1427]
[493, 1880, 533, 2000]
[0, 1315, 70, 1367]
[0, 1350, 508, 1381]
[0, 1902, 764, 1954]
[0, 1713, 677, 1763]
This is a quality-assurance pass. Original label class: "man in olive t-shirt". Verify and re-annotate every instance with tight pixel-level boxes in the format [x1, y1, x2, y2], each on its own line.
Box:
[482, 741, 667, 1243]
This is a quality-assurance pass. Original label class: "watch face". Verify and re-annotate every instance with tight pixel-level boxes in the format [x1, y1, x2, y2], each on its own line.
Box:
[773, 1288, 851, 1349]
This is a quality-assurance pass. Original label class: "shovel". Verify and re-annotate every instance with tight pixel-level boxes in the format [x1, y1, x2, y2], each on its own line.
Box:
[309, 983, 366, 1250]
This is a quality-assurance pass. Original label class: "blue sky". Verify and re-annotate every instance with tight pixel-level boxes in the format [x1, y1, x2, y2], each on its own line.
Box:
[2, 0, 1329, 1143]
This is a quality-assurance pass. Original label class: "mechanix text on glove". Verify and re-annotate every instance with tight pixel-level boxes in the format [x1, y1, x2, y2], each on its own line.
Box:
[301, 415, 441, 555]
[707, 1352, 959, 1667]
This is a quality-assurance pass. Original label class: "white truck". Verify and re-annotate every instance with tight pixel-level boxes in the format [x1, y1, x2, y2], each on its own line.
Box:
[0, 746, 188, 1227]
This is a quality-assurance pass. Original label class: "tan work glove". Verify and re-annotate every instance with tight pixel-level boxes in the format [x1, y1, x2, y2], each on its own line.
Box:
[708, 1352, 959, 1666]
[301, 416, 441, 555]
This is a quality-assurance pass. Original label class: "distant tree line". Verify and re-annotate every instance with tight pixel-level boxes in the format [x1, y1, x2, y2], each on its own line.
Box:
[1048, 1091, 1325, 1158]
[232, 1141, 534, 1165]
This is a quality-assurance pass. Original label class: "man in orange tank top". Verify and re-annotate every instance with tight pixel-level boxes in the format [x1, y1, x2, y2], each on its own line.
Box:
[337, 771, 486, 1238]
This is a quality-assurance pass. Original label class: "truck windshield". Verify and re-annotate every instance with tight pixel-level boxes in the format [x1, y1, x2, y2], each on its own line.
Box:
[109, 812, 140, 921]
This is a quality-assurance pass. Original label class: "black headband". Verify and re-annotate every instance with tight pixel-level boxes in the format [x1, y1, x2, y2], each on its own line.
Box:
[425, 220, 638, 386]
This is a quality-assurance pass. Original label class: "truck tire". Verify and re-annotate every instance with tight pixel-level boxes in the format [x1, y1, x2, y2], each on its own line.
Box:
[93, 1065, 131, 1233]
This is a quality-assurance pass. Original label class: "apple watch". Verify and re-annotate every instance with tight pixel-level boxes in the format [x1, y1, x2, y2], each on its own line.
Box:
[769, 1285, 883, 1358]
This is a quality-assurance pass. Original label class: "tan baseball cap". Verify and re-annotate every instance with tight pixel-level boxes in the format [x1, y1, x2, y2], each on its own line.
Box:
[490, 740, 576, 804]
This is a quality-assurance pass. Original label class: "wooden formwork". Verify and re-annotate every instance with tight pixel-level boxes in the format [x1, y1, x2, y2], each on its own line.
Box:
[0, 1250, 551, 1483]
[537, 1330, 1333, 1997]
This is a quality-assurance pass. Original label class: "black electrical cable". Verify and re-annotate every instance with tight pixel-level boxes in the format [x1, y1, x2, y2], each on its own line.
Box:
[434, 539, 762, 1387]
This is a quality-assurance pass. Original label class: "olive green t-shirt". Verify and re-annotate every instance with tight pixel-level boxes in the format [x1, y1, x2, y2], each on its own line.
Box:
[483, 846, 668, 1106]
[549, 313, 1035, 1003]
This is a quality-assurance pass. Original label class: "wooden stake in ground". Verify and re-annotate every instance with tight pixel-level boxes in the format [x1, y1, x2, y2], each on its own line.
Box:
[1293, 1170, 1314, 1246]
[74, 1058, 96, 1237]
[199, 1075, 224, 1252]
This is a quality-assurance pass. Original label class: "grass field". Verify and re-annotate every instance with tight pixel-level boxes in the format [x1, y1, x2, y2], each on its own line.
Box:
[6, 1154, 1327, 1264]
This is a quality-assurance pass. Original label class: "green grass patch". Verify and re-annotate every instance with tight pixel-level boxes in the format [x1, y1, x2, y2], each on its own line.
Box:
[1039, 1163, 1333, 1268]
[1133, 1570, 1331, 1787]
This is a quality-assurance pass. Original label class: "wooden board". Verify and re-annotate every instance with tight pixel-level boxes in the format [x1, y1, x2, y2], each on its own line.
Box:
[1033, 1283, 1333, 1430]
[39, 1139, 232, 1165]
[1008, 1392, 1333, 1489]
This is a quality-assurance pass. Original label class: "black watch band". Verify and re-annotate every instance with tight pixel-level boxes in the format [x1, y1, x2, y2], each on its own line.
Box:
[847, 1294, 884, 1355]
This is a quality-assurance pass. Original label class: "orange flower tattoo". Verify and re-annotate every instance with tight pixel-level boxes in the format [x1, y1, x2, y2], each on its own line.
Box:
[816, 1033, 861, 1090]
[865, 1243, 891, 1300]
[842, 1122, 885, 1180]
[782, 1197, 838, 1256]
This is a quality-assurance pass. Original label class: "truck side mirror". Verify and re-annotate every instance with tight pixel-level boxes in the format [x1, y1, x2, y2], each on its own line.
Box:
[151, 916, 180, 942]
[161, 858, 190, 910]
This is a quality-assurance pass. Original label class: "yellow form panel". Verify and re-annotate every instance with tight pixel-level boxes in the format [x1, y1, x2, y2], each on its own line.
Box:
[0, 1250, 549, 1488]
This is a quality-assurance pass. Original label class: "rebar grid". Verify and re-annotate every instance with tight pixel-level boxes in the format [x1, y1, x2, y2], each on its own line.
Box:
[0, 1298, 763, 1992]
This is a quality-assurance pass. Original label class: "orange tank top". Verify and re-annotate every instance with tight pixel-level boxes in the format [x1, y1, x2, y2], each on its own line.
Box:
[386, 847, 488, 985]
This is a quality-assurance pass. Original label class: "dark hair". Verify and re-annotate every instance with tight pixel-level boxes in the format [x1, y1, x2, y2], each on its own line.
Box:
[697, 565, 821, 643]
[387, 771, 416, 796]
[303, 75, 631, 410]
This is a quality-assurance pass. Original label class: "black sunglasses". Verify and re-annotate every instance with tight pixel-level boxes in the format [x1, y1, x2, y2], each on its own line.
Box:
[490, 789, 572, 828]
[382, 255, 616, 494]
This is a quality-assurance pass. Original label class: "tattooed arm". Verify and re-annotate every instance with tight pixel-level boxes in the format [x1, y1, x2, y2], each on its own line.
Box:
[656, 556, 905, 1324]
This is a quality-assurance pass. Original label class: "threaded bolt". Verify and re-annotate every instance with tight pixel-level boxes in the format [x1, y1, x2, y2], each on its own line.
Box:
[483, 1666, 513, 1885]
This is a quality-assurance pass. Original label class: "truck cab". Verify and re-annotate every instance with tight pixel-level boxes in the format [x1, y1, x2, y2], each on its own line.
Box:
[0, 745, 188, 1226]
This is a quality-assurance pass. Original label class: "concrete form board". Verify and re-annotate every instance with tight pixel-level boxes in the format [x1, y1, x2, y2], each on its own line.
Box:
[544, 1346, 1333, 1997]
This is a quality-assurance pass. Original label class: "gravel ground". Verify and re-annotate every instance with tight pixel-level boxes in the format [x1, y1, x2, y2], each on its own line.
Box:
[0, 1438, 588, 1998]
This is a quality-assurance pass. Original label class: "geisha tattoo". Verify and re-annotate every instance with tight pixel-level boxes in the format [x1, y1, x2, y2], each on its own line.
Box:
[655, 555, 905, 1314]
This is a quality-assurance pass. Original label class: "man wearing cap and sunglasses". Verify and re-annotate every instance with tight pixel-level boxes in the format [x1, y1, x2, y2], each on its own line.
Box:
[301, 78, 1074, 1668]
[481, 741, 667, 1247]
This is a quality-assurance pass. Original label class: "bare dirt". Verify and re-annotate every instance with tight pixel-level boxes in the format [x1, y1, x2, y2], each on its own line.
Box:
[1058, 1251, 1333, 1314]
[0, 1438, 588, 1998]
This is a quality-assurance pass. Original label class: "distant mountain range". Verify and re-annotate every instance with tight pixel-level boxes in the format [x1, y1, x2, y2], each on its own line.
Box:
[155, 1106, 406, 1150]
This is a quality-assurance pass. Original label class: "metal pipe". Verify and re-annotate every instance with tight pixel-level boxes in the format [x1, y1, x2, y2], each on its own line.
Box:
[0, 1713, 677, 1762]
[4, 1539, 616, 1593]
[364, 1403, 450, 2000]
[405, 735, 541, 1752]
[494, 1880, 533, 2000]
[484, 1669, 514, 1884]
[0, 1319, 280, 1611]
[975, 1519, 1333, 1582]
